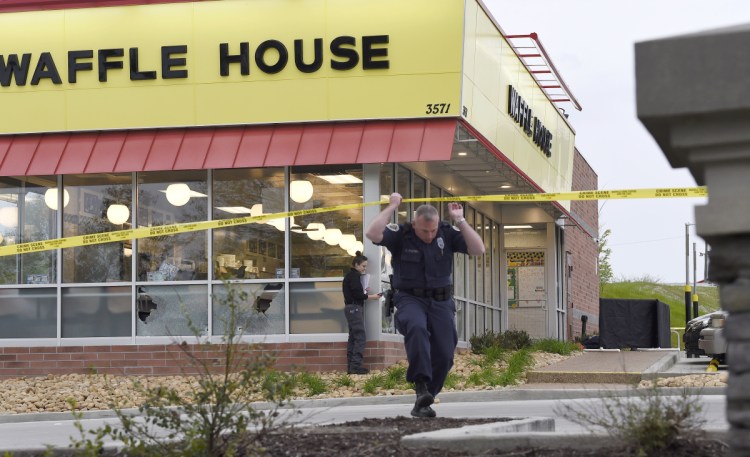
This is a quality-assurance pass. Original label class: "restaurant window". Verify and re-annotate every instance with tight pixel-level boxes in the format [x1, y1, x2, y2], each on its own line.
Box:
[0, 176, 57, 285]
[62, 174, 133, 283]
[62, 286, 131, 337]
[136, 171, 208, 283]
[213, 168, 284, 281]
[289, 281, 346, 334]
[395, 165, 410, 224]
[290, 165, 363, 279]
[136, 284, 208, 336]
[212, 283, 285, 336]
[429, 183, 442, 219]
[0, 288, 56, 338]
[474, 212, 485, 303]
[466, 208, 476, 301]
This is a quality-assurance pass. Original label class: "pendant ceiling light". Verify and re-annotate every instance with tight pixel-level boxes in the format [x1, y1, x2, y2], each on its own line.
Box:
[289, 180, 313, 203]
[166, 183, 191, 206]
[0, 207, 18, 228]
[250, 204, 264, 217]
[339, 234, 357, 251]
[106, 204, 130, 225]
[305, 222, 326, 240]
[323, 228, 342, 246]
[44, 188, 70, 210]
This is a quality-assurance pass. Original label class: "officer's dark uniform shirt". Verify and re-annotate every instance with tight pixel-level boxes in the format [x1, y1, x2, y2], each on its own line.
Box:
[376, 221, 468, 290]
[342, 268, 368, 305]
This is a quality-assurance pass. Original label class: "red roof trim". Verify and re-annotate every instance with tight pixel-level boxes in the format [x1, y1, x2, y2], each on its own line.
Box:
[0, 120, 457, 177]
[0, 1, 200, 13]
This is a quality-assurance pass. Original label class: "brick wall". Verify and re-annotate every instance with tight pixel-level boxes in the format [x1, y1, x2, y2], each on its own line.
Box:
[0, 341, 407, 379]
[567, 148, 599, 340]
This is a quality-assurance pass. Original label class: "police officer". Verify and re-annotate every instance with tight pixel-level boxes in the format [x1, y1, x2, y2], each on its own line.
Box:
[366, 193, 485, 417]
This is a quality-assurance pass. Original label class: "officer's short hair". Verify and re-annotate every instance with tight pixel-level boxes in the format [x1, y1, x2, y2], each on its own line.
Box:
[414, 205, 438, 222]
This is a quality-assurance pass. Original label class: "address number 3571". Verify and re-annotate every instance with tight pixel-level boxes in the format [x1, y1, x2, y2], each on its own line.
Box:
[425, 103, 451, 115]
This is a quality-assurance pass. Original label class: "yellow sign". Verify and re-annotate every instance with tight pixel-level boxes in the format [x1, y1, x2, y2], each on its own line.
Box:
[0, 187, 708, 257]
[0, 0, 464, 134]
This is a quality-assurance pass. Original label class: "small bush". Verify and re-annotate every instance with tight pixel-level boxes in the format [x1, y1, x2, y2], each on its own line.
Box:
[469, 330, 499, 355]
[501, 330, 533, 351]
[559, 386, 706, 457]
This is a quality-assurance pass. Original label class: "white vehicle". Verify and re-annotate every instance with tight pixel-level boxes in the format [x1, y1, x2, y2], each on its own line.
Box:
[698, 311, 728, 364]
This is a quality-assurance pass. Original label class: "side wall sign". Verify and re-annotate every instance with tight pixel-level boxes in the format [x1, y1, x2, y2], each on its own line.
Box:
[507, 85, 553, 157]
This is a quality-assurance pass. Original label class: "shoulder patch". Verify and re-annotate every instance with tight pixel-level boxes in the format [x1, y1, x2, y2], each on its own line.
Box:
[386, 223, 400, 232]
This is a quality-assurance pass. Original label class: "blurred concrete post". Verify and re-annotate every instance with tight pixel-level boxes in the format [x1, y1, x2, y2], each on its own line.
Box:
[636, 24, 750, 456]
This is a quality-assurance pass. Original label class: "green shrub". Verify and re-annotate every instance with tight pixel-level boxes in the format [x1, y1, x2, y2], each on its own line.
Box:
[559, 386, 706, 457]
[469, 330, 499, 355]
[500, 330, 533, 351]
[470, 329, 533, 354]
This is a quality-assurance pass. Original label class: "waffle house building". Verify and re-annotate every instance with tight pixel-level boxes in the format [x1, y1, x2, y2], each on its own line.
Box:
[0, 0, 599, 377]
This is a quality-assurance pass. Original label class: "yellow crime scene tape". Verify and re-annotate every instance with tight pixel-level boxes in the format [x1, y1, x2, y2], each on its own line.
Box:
[0, 186, 707, 257]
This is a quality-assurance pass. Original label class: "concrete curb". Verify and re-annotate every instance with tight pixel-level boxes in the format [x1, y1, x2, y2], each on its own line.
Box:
[402, 428, 730, 453]
[401, 417, 555, 450]
[0, 386, 726, 425]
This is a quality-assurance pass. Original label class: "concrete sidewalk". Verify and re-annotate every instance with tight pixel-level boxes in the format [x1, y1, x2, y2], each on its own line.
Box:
[526, 349, 721, 384]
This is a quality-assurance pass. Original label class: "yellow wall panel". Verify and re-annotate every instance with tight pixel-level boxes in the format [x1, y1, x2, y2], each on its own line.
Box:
[0, 0, 464, 134]
[460, 0, 575, 204]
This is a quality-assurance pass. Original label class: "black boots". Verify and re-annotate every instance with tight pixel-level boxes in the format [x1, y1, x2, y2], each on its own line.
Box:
[347, 365, 370, 375]
[411, 381, 436, 418]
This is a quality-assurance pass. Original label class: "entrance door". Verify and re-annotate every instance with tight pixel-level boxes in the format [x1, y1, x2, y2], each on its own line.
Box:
[506, 251, 547, 339]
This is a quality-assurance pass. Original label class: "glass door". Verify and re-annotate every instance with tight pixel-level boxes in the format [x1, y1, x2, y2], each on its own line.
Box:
[506, 250, 547, 339]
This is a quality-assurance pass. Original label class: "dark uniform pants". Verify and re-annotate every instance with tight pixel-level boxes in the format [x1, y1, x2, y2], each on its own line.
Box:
[394, 291, 458, 397]
[345, 304, 366, 367]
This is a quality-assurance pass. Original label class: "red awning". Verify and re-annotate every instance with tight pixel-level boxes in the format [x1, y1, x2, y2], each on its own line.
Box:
[0, 119, 457, 177]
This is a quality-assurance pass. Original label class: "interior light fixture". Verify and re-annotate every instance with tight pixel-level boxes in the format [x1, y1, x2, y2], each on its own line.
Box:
[0, 207, 18, 228]
[216, 206, 253, 214]
[305, 222, 326, 240]
[353, 241, 364, 253]
[338, 234, 356, 250]
[500, 184, 512, 189]
[106, 204, 130, 225]
[268, 216, 293, 231]
[323, 228, 342, 245]
[44, 188, 70, 210]
[123, 246, 133, 257]
[504, 225, 533, 229]
[290, 179, 314, 203]
[250, 204, 263, 218]
[165, 183, 191, 206]
[317, 174, 362, 184]
[457, 152, 467, 156]
[347, 248, 358, 257]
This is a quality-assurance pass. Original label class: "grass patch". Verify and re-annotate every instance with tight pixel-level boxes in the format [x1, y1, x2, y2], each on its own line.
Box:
[332, 373, 354, 388]
[295, 372, 328, 396]
[362, 374, 386, 395]
[532, 338, 580, 355]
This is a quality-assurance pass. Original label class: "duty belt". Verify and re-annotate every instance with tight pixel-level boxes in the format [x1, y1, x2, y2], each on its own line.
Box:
[400, 287, 452, 301]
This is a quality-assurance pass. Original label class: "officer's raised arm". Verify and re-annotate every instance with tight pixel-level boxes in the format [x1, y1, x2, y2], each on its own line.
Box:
[366, 193, 402, 244]
[448, 202, 485, 256]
